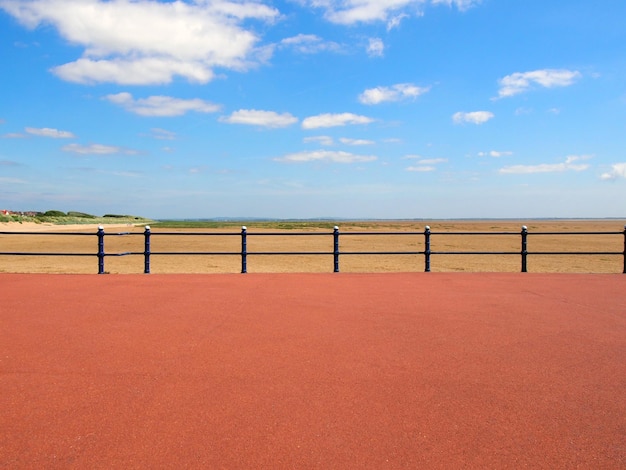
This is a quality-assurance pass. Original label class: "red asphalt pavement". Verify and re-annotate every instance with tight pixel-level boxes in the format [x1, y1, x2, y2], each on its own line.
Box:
[1, 273, 625, 469]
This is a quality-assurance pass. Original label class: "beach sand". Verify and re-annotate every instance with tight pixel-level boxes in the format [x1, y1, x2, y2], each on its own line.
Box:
[1, 220, 624, 273]
[0, 222, 141, 232]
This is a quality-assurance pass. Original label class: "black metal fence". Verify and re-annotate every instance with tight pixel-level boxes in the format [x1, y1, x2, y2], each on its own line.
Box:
[1, 225, 625, 274]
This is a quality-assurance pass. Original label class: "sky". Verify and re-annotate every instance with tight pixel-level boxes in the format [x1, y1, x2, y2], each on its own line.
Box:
[1, 0, 625, 220]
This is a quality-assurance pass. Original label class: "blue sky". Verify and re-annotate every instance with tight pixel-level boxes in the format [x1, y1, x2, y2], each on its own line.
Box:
[1, 0, 625, 219]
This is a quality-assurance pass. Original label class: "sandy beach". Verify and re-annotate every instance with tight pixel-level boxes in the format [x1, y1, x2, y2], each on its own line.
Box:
[1, 219, 624, 274]
[0, 222, 142, 233]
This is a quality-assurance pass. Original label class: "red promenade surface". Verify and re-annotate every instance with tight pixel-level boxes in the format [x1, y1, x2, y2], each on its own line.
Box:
[1, 273, 625, 469]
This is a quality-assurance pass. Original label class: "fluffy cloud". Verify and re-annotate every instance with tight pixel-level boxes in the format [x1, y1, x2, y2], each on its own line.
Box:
[359, 83, 429, 104]
[62, 143, 138, 155]
[275, 150, 377, 163]
[600, 163, 626, 180]
[452, 111, 494, 125]
[499, 155, 592, 174]
[497, 69, 581, 98]
[302, 113, 374, 129]
[25, 127, 75, 138]
[219, 109, 298, 128]
[0, 0, 278, 85]
[105, 93, 220, 117]
[309, 0, 481, 25]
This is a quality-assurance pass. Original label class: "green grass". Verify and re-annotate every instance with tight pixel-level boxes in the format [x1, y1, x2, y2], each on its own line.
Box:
[39, 215, 152, 225]
[152, 220, 341, 230]
[0, 215, 24, 223]
[1, 212, 152, 225]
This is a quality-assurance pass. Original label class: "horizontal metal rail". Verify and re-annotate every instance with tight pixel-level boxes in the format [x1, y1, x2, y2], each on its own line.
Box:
[0, 231, 95, 236]
[530, 231, 624, 235]
[430, 251, 520, 255]
[1, 224, 624, 274]
[142, 232, 240, 236]
[0, 252, 94, 256]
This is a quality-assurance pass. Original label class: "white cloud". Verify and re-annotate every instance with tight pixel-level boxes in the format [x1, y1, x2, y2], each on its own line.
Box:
[304, 136, 334, 146]
[386, 13, 408, 30]
[339, 137, 375, 145]
[600, 163, 626, 180]
[359, 83, 429, 105]
[310, 0, 480, 25]
[0, 0, 278, 85]
[54, 57, 218, 85]
[280, 34, 341, 54]
[432, 0, 480, 10]
[25, 127, 75, 138]
[478, 150, 513, 157]
[275, 150, 377, 163]
[499, 155, 592, 174]
[367, 38, 384, 57]
[105, 92, 220, 117]
[452, 111, 494, 125]
[404, 156, 446, 170]
[497, 69, 581, 98]
[62, 143, 138, 155]
[416, 158, 447, 164]
[219, 109, 298, 128]
[302, 113, 374, 129]
[406, 166, 436, 172]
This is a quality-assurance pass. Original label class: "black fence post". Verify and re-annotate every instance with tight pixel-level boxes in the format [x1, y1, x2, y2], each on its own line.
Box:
[333, 226, 340, 273]
[97, 226, 105, 274]
[424, 226, 431, 272]
[241, 226, 247, 274]
[623, 225, 626, 274]
[521, 225, 528, 273]
[144, 225, 151, 274]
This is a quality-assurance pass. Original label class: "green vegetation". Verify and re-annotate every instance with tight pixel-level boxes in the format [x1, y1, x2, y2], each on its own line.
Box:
[0, 210, 152, 225]
[153, 220, 363, 230]
[0, 214, 23, 223]
[42, 210, 66, 217]
[67, 211, 97, 218]
[152, 220, 249, 229]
